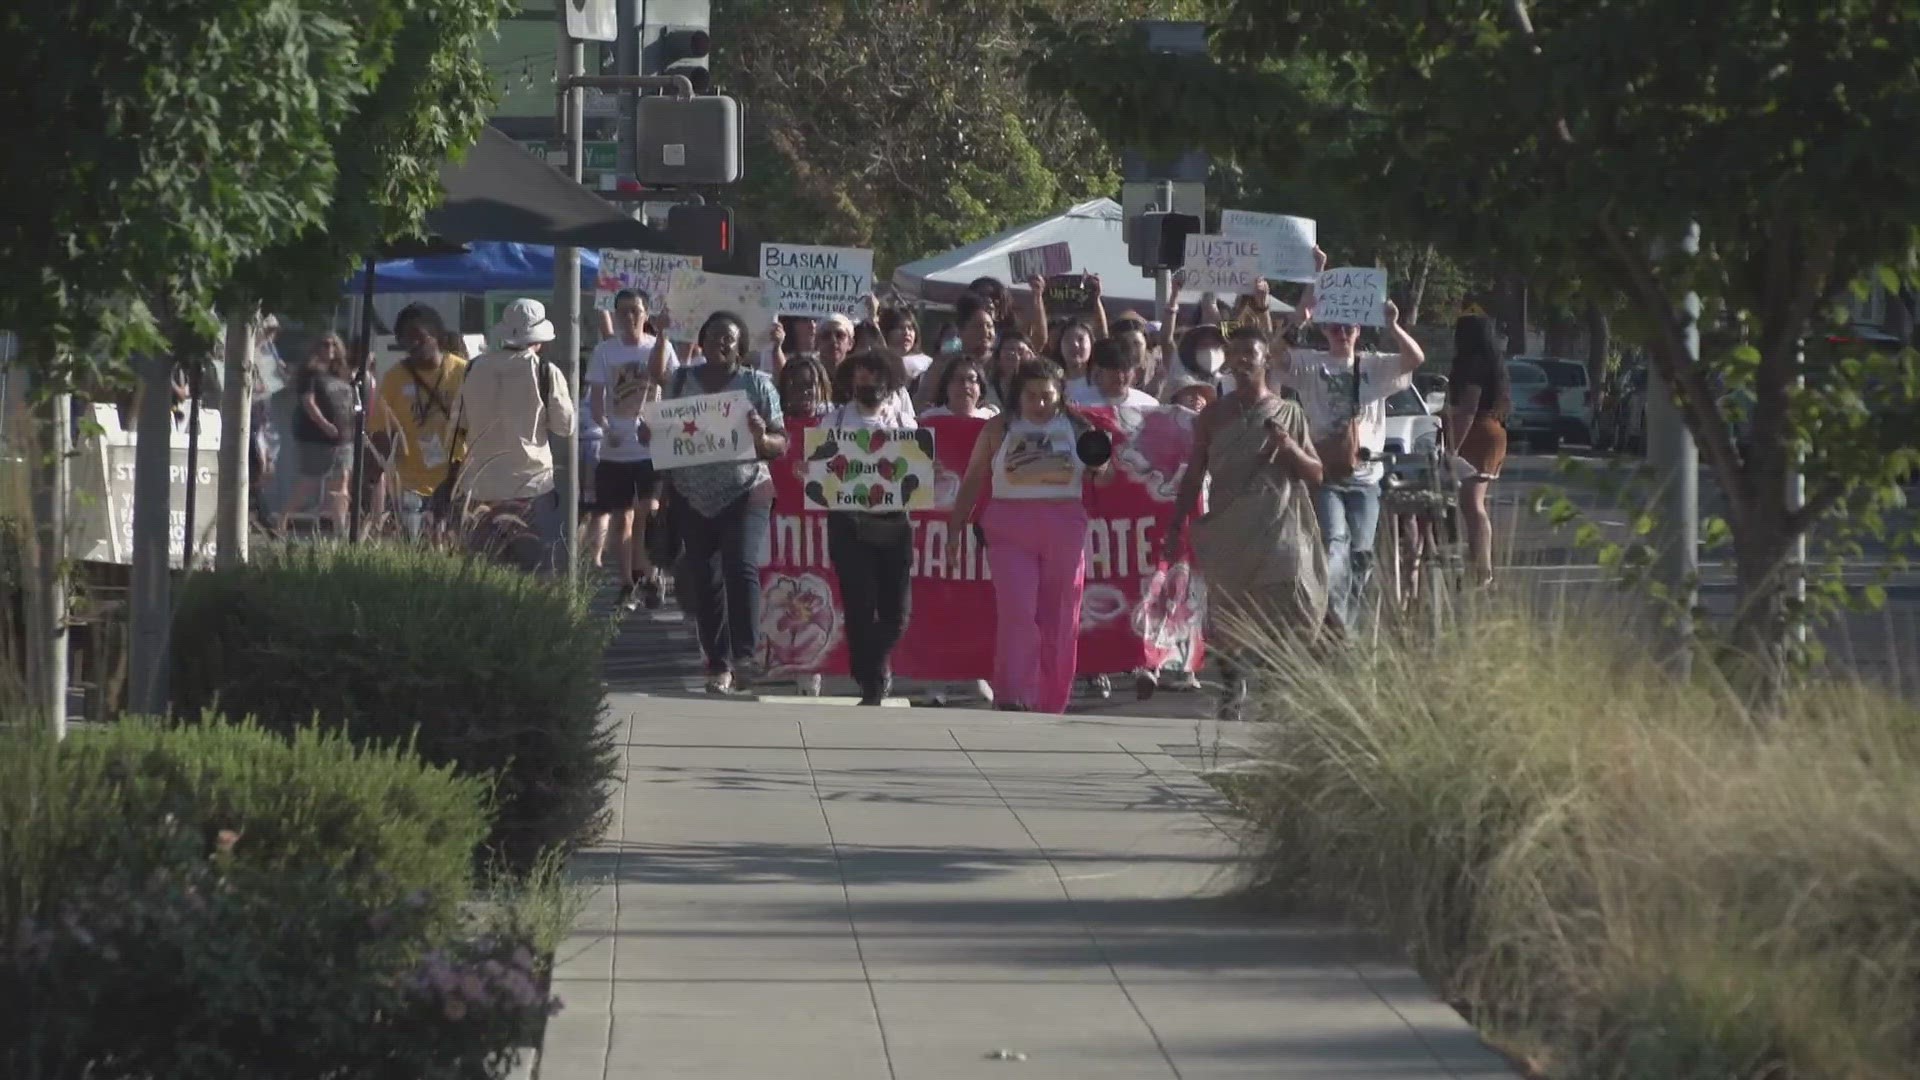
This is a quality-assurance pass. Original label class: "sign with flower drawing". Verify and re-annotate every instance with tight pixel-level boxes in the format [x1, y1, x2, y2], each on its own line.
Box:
[802, 427, 935, 512]
[640, 390, 756, 469]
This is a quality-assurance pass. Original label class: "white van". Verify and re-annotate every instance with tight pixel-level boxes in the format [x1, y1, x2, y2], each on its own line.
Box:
[1517, 357, 1592, 445]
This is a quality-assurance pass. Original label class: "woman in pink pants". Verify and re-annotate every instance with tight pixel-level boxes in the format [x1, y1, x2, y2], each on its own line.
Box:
[946, 359, 1114, 712]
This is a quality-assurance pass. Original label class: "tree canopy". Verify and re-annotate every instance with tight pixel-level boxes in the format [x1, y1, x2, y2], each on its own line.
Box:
[714, 0, 1198, 274]
[1035, 1, 1920, 670]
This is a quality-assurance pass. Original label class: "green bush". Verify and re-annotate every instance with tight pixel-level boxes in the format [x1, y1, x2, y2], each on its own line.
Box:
[0, 718, 558, 1080]
[1226, 598, 1920, 1080]
[171, 542, 618, 869]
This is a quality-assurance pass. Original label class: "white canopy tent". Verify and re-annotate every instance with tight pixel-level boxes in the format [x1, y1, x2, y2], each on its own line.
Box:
[889, 197, 1292, 320]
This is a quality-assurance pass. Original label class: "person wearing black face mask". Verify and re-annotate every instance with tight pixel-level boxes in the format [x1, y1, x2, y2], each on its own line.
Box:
[822, 349, 918, 704]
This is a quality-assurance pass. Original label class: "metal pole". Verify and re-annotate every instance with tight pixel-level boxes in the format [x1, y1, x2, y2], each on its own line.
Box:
[1788, 343, 1808, 647]
[1650, 224, 1702, 676]
[615, 0, 638, 180]
[556, 23, 585, 580]
[347, 257, 376, 540]
[1152, 180, 1174, 385]
[127, 350, 176, 715]
[182, 357, 203, 569]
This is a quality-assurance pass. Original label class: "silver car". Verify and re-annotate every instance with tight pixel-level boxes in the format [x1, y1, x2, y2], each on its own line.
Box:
[1505, 360, 1562, 452]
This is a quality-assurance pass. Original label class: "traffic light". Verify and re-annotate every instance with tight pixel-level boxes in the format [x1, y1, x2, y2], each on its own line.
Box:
[1128, 211, 1201, 271]
[669, 204, 732, 264]
[641, 1, 712, 93]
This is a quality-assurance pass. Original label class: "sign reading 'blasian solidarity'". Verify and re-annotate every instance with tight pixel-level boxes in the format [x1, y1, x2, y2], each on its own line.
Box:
[761, 243, 874, 319]
[802, 427, 936, 512]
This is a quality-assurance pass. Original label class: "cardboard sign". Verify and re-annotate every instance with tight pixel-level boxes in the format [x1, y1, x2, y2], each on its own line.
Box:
[1315, 267, 1389, 327]
[801, 427, 936, 512]
[1008, 241, 1073, 282]
[1043, 274, 1096, 317]
[760, 243, 874, 318]
[1220, 210, 1318, 283]
[640, 390, 757, 469]
[1181, 235, 1263, 294]
[666, 269, 777, 342]
[595, 250, 701, 312]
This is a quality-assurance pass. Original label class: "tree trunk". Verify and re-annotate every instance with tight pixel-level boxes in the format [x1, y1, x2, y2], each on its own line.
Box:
[217, 312, 255, 569]
[1505, 282, 1530, 356]
[127, 349, 177, 716]
[22, 372, 70, 737]
[1727, 518, 1800, 716]
[1585, 300, 1610, 396]
[1405, 243, 1434, 328]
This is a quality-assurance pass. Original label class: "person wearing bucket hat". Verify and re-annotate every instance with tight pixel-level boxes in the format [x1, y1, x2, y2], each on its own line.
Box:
[443, 298, 575, 571]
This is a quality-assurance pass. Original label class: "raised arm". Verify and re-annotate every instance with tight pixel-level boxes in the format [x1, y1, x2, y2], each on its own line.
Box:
[1025, 275, 1049, 342]
[1089, 273, 1109, 339]
[649, 313, 675, 384]
[1160, 269, 1185, 354]
[1382, 299, 1427, 375]
[1293, 245, 1329, 326]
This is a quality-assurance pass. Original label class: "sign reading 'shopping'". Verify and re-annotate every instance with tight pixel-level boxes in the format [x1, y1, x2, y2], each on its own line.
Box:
[761, 243, 874, 318]
[803, 427, 936, 512]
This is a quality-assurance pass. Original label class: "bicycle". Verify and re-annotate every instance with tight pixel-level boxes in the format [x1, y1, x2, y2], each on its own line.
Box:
[1371, 439, 1465, 639]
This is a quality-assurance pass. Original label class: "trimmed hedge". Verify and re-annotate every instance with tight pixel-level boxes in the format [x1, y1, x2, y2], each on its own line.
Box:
[0, 718, 556, 1080]
[171, 542, 618, 869]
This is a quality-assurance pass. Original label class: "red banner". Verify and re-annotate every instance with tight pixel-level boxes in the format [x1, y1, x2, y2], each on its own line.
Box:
[756, 409, 1208, 681]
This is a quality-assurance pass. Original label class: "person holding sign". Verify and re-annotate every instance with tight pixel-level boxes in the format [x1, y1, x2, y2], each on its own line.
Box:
[652, 310, 788, 695]
[816, 349, 919, 705]
[1287, 249, 1427, 633]
[946, 360, 1118, 713]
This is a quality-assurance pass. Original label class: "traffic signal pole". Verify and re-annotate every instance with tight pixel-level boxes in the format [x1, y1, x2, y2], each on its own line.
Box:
[556, 23, 585, 581]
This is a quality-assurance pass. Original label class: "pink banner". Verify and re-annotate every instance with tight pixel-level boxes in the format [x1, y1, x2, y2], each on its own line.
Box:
[756, 409, 1207, 681]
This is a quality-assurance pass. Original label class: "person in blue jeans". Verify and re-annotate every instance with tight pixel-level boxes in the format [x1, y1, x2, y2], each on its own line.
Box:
[1283, 277, 1427, 634]
[649, 309, 788, 695]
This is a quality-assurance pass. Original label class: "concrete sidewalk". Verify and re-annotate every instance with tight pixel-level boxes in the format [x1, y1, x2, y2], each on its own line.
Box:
[536, 695, 1513, 1079]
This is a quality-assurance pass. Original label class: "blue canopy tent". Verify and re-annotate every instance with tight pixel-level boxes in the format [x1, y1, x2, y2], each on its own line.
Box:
[343, 241, 601, 294]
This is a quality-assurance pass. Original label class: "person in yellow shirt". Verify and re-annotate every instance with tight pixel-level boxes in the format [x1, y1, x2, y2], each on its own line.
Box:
[370, 303, 468, 538]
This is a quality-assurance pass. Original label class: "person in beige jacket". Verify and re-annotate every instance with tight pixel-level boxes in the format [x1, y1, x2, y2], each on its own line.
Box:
[449, 298, 576, 570]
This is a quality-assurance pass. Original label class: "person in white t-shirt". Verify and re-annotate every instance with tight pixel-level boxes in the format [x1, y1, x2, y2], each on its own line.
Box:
[1068, 338, 1158, 409]
[1284, 262, 1427, 633]
[587, 288, 681, 610]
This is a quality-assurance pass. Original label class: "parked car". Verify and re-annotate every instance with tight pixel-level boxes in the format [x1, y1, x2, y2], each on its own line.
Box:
[1520, 357, 1593, 444]
[1412, 370, 1451, 416]
[1504, 360, 1562, 451]
[1383, 385, 1442, 457]
[1593, 365, 1648, 452]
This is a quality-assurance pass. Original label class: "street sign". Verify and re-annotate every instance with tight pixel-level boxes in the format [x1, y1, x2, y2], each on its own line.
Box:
[565, 0, 617, 42]
[521, 140, 618, 173]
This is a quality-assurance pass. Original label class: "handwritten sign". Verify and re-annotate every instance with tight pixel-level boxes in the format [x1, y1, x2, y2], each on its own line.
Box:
[640, 390, 757, 470]
[1008, 242, 1072, 282]
[760, 243, 873, 319]
[596, 250, 701, 312]
[1043, 273, 1096, 317]
[1181, 235, 1263, 294]
[667, 269, 777, 342]
[1315, 267, 1389, 327]
[1220, 210, 1317, 283]
[803, 427, 936, 512]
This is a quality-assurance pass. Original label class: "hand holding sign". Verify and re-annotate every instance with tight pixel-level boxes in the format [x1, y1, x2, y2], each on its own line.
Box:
[803, 426, 935, 512]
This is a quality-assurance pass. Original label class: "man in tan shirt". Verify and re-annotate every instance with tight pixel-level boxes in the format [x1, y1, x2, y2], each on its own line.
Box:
[449, 298, 576, 570]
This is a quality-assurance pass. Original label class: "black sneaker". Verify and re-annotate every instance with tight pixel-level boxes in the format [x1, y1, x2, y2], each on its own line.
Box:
[858, 674, 892, 707]
[639, 578, 664, 610]
[616, 583, 638, 611]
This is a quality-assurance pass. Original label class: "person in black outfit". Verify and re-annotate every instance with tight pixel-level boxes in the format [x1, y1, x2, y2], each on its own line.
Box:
[291, 332, 356, 531]
[820, 349, 917, 705]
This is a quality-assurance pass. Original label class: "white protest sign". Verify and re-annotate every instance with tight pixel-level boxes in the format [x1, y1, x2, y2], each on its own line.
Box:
[666, 268, 778, 342]
[1315, 267, 1389, 327]
[595, 250, 701, 312]
[640, 390, 757, 470]
[1220, 210, 1318, 283]
[760, 243, 874, 319]
[1181, 235, 1263, 295]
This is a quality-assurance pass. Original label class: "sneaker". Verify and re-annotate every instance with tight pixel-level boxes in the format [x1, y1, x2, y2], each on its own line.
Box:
[617, 584, 639, 612]
[639, 578, 664, 610]
[1134, 670, 1158, 701]
[704, 670, 733, 695]
[857, 673, 893, 706]
[1089, 675, 1112, 699]
[798, 673, 822, 697]
[730, 659, 760, 694]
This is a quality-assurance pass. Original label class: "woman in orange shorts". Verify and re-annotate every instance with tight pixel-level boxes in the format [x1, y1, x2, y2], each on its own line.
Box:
[1447, 315, 1510, 589]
